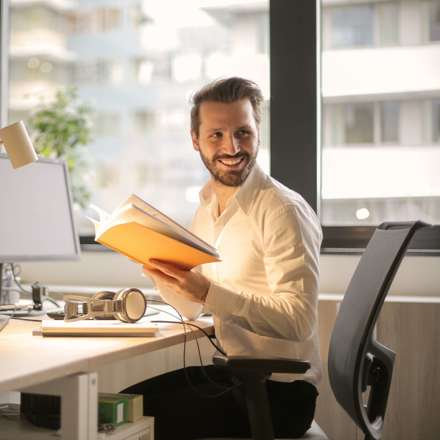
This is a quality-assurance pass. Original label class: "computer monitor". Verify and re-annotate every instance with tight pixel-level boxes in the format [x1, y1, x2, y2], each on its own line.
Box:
[0, 153, 80, 262]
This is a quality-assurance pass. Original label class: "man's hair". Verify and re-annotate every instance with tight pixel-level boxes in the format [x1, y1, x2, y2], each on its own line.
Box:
[190, 77, 263, 136]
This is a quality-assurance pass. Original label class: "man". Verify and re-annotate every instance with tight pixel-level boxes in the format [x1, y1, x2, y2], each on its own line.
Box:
[125, 77, 322, 439]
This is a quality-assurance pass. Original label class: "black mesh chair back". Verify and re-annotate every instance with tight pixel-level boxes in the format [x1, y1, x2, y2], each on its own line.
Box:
[328, 221, 427, 440]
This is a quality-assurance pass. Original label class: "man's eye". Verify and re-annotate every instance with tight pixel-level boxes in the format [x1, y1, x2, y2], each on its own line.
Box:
[236, 129, 250, 138]
[210, 132, 222, 140]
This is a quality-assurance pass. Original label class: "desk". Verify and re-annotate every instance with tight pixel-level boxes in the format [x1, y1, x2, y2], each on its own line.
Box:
[0, 308, 214, 440]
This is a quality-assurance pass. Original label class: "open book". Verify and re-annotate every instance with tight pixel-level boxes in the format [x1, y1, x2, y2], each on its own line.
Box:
[89, 194, 220, 270]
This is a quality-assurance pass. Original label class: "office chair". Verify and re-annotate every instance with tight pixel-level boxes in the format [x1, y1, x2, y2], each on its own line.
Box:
[204, 221, 427, 440]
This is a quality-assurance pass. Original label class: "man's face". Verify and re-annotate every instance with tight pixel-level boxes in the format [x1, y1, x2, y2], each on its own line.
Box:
[192, 99, 259, 187]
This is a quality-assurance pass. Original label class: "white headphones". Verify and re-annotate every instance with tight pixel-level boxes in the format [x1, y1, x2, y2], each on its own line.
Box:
[63, 288, 147, 323]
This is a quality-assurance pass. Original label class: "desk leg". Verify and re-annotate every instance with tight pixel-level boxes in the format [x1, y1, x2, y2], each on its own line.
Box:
[61, 373, 98, 440]
[22, 372, 98, 440]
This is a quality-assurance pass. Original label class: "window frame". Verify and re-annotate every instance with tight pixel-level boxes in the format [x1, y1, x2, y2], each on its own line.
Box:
[270, 0, 440, 255]
[0, 0, 7, 128]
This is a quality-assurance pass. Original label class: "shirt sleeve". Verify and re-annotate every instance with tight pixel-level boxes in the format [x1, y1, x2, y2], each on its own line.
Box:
[156, 285, 203, 321]
[203, 204, 322, 342]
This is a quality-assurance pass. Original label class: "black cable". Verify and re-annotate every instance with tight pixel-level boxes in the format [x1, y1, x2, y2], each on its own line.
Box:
[43, 297, 60, 308]
[11, 317, 41, 322]
[147, 299, 225, 353]
[151, 318, 225, 355]
[148, 300, 241, 398]
[10, 263, 60, 308]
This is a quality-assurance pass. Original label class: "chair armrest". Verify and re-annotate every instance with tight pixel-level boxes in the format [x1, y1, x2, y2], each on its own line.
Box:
[213, 352, 310, 374]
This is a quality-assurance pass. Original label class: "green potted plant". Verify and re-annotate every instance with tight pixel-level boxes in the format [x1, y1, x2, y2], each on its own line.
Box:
[28, 87, 93, 209]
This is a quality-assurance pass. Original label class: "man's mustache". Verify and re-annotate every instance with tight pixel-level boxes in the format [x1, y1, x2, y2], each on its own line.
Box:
[214, 152, 249, 161]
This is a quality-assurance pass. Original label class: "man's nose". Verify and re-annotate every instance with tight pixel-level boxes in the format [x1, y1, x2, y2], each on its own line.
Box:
[223, 134, 240, 155]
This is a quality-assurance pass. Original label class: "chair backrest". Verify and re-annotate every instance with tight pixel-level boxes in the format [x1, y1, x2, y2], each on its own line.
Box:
[328, 221, 427, 440]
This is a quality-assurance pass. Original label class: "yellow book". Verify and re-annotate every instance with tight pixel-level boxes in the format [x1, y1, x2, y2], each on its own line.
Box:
[89, 194, 220, 270]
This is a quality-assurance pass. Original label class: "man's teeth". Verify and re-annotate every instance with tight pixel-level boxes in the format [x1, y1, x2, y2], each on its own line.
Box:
[219, 157, 243, 166]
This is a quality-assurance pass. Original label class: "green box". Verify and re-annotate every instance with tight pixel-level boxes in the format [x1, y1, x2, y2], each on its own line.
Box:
[98, 394, 128, 426]
[99, 392, 143, 423]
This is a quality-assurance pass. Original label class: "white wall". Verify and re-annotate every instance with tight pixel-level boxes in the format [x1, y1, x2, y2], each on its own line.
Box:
[19, 251, 440, 297]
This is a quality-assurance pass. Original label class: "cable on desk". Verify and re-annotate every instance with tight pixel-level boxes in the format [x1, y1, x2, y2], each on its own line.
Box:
[11, 317, 41, 322]
[152, 319, 225, 355]
[43, 297, 60, 308]
[9, 263, 60, 308]
[148, 300, 241, 398]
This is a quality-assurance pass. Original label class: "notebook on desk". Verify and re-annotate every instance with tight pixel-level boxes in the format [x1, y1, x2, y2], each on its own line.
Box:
[37, 317, 159, 337]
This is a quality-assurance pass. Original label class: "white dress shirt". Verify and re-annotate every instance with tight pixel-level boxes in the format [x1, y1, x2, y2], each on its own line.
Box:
[160, 164, 322, 384]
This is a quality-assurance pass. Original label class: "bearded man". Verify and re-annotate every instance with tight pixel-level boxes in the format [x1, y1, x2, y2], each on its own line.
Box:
[125, 77, 322, 440]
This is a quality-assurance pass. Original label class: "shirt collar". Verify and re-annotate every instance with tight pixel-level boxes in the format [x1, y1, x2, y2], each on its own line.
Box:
[199, 163, 266, 215]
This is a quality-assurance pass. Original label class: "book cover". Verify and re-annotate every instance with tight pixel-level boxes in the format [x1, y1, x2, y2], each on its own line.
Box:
[40, 317, 158, 337]
[89, 194, 220, 270]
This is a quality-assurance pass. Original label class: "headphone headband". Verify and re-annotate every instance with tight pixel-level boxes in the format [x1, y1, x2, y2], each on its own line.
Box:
[64, 288, 147, 323]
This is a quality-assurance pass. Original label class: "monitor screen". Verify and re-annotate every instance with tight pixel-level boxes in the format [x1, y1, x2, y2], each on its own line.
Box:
[0, 154, 80, 261]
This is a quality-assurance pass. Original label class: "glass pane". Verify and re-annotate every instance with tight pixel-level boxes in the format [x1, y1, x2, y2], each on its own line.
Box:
[430, 0, 440, 42]
[321, 0, 440, 225]
[433, 100, 440, 143]
[377, 2, 399, 46]
[330, 4, 374, 48]
[381, 101, 399, 143]
[8, 1, 270, 235]
[344, 103, 374, 144]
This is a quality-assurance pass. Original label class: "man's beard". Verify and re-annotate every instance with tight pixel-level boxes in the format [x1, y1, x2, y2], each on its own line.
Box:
[199, 150, 257, 187]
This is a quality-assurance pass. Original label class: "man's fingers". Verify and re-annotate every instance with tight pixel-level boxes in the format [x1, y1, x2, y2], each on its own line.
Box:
[143, 267, 177, 286]
[147, 260, 185, 281]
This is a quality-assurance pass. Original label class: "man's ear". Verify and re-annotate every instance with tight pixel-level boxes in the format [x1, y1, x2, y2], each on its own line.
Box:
[191, 131, 200, 151]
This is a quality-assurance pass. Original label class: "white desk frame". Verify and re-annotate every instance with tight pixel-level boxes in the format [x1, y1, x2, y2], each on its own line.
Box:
[0, 309, 214, 440]
[22, 373, 98, 440]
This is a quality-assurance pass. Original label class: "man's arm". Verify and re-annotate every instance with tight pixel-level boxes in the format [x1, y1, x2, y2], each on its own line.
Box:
[144, 264, 205, 320]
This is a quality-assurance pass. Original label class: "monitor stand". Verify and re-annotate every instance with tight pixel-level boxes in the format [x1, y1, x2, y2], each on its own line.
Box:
[0, 263, 15, 305]
[0, 263, 49, 317]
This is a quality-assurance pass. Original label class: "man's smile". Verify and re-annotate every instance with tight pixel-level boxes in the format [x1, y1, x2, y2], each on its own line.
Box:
[216, 155, 247, 169]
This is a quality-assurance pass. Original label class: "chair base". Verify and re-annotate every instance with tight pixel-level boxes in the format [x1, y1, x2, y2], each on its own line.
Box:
[301, 421, 328, 439]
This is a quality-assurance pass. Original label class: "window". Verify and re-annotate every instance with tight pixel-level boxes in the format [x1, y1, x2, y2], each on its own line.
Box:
[271, 0, 440, 252]
[5, 1, 269, 238]
[433, 100, 440, 143]
[344, 103, 374, 144]
[430, 0, 440, 42]
[325, 101, 400, 146]
[324, 2, 399, 49]
[3, 1, 438, 252]
[321, 0, 440, 229]
[377, 2, 399, 46]
[330, 4, 374, 48]
[380, 101, 399, 143]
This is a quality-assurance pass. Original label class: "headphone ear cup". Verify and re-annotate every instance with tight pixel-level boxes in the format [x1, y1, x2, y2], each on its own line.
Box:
[114, 288, 147, 323]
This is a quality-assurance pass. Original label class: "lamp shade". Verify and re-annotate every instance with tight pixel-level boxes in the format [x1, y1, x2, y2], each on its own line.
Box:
[0, 121, 38, 169]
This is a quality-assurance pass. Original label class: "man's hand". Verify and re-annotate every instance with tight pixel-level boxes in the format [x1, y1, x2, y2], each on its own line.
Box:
[143, 259, 210, 304]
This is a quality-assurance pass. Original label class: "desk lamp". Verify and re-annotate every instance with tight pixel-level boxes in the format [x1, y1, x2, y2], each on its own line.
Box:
[0, 120, 38, 169]
[0, 121, 38, 329]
